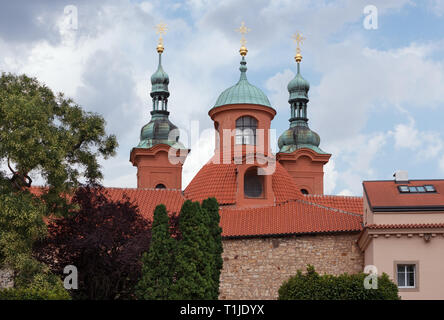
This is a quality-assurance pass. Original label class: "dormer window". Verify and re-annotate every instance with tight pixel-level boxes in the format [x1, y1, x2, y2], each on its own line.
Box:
[235, 116, 257, 145]
[244, 167, 264, 198]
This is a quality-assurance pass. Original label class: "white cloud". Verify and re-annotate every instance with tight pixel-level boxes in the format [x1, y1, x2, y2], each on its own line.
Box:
[390, 117, 443, 159]
[324, 159, 339, 194]
[2, 0, 443, 195]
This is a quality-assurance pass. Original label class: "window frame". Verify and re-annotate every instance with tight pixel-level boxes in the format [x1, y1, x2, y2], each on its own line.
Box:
[244, 167, 264, 199]
[394, 261, 419, 292]
[235, 116, 258, 146]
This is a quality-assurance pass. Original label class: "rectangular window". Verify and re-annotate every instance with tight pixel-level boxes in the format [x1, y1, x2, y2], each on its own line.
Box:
[397, 264, 416, 288]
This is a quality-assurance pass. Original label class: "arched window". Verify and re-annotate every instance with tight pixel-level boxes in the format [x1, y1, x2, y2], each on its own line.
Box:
[235, 116, 257, 145]
[300, 188, 309, 195]
[155, 183, 166, 189]
[244, 167, 264, 198]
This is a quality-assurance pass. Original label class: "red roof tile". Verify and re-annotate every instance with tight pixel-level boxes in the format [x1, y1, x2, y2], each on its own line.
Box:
[103, 188, 185, 220]
[184, 161, 303, 205]
[304, 195, 363, 215]
[363, 180, 444, 210]
[29, 186, 185, 221]
[29, 185, 363, 237]
[219, 200, 363, 237]
[272, 162, 304, 203]
[184, 162, 238, 205]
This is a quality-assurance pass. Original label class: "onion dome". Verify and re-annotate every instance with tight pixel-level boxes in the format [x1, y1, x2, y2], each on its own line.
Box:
[287, 63, 310, 100]
[213, 56, 272, 108]
[150, 54, 169, 96]
[278, 44, 326, 154]
[136, 29, 185, 150]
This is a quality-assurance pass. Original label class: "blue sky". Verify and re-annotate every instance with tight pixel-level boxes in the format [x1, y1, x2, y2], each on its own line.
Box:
[1, 0, 444, 196]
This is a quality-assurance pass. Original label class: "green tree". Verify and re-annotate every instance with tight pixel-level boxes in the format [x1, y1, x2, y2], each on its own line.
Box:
[278, 265, 400, 300]
[202, 197, 223, 299]
[170, 200, 215, 300]
[135, 204, 175, 300]
[0, 73, 117, 296]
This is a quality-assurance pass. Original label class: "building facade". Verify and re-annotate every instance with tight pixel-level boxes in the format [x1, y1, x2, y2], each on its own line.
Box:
[122, 32, 444, 300]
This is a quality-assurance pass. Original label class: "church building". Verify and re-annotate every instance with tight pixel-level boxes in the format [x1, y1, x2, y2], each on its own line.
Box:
[113, 26, 444, 300]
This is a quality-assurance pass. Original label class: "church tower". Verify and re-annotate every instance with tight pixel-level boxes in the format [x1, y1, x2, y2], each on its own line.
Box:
[276, 33, 330, 195]
[185, 23, 303, 208]
[130, 23, 188, 189]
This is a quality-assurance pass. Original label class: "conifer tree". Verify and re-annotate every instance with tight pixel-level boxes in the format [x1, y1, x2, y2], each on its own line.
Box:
[170, 200, 214, 299]
[135, 204, 176, 300]
[202, 197, 223, 299]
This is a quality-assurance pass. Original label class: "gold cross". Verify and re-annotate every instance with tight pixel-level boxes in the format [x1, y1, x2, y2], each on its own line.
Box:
[155, 22, 168, 36]
[155, 22, 168, 53]
[292, 32, 305, 50]
[235, 21, 251, 46]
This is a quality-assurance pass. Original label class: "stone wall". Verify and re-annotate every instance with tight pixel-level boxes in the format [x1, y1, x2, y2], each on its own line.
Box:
[0, 268, 14, 289]
[219, 233, 364, 300]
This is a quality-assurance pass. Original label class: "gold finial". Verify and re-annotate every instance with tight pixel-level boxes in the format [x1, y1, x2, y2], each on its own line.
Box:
[292, 32, 306, 63]
[235, 21, 251, 56]
[155, 22, 168, 54]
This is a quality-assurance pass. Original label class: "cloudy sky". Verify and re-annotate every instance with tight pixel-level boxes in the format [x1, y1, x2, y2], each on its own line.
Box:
[1, 0, 444, 196]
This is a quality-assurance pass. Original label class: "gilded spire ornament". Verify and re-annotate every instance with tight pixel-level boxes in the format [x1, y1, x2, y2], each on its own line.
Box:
[155, 22, 168, 53]
[235, 21, 251, 56]
[292, 32, 305, 63]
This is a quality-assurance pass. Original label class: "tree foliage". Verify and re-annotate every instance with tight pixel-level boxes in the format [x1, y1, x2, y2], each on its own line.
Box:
[202, 197, 223, 299]
[0, 73, 117, 294]
[278, 265, 400, 300]
[135, 204, 176, 300]
[0, 73, 117, 215]
[0, 73, 116, 297]
[33, 186, 152, 300]
[170, 200, 216, 300]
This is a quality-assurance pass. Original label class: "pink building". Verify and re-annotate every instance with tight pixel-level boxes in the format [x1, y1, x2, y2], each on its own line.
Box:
[359, 172, 444, 299]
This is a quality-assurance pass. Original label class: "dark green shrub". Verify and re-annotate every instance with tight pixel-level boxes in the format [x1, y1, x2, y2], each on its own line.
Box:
[278, 265, 400, 300]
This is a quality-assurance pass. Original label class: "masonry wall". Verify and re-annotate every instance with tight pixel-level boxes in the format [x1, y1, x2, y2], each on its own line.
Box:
[219, 233, 364, 300]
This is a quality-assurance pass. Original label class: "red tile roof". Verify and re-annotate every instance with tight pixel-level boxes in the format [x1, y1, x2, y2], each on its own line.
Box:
[363, 180, 444, 210]
[103, 188, 185, 220]
[184, 161, 303, 205]
[272, 162, 304, 203]
[304, 195, 363, 215]
[29, 186, 185, 221]
[29, 185, 363, 237]
[219, 200, 363, 237]
[184, 162, 237, 205]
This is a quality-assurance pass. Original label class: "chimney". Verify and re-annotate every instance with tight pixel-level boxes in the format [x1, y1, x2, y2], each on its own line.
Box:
[393, 170, 408, 183]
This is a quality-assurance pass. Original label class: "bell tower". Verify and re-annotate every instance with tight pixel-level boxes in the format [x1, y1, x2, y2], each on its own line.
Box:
[130, 23, 189, 189]
[276, 33, 330, 195]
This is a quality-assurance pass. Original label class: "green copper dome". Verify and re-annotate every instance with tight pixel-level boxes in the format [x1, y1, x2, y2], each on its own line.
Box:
[213, 57, 272, 108]
[278, 121, 326, 154]
[278, 61, 327, 154]
[150, 54, 169, 96]
[135, 49, 186, 150]
[287, 70, 310, 101]
[138, 111, 185, 149]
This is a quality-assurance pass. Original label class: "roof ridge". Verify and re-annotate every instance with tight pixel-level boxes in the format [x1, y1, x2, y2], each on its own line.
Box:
[304, 194, 363, 199]
[296, 199, 364, 218]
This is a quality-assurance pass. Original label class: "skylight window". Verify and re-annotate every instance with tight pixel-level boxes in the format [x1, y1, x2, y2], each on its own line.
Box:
[398, 184, 437, 193]
[398, 186, 409, 193]
[424, 185, 436, 192]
